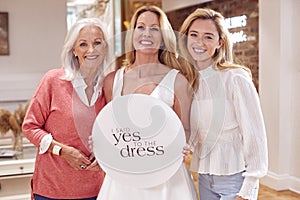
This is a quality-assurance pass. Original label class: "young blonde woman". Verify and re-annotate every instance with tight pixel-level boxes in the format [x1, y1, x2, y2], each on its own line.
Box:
[178, 8, 268, 200]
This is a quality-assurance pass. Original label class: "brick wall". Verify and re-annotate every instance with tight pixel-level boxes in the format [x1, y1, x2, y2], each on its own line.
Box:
[166, 0, 259, 90]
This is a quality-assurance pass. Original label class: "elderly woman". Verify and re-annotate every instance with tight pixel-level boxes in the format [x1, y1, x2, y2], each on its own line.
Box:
[22, 18, 112, 200]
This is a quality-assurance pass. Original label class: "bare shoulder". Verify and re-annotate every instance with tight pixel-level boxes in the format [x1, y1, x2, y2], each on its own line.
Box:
[174, 72, 193, 96]
[175, 72, 190, 88]
[103, 71, 117, 102]
[103, 71, 117, 86]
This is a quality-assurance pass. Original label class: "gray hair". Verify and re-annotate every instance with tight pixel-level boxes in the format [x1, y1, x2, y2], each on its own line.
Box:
[60, 18, 112, 80]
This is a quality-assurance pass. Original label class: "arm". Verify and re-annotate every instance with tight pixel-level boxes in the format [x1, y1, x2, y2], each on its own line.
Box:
[103, 71, 116, 103]
[232, 72, 268, 199]
[22, 74, 53, 147]
[173, 73, 193, 143]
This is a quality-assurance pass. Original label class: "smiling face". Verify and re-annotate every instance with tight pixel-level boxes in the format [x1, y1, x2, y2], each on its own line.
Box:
[187, 19, 222, 69]
[73, 25, 106, 69]
[133, 11, 163, 55]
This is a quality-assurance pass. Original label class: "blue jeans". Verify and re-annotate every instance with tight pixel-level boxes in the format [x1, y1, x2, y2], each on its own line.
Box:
[34, 194, 97, 200]
[198, 172, 258, 200]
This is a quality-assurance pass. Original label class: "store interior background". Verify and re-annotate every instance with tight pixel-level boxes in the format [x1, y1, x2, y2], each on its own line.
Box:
[0, 0, 299, 198]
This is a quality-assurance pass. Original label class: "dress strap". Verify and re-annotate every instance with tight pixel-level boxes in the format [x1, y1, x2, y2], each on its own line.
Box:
[151, 69, 179, 107]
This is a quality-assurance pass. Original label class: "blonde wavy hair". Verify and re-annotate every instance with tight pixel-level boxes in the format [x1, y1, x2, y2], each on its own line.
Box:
[178, 8, 252, 91]
[121, 5, 196, 89]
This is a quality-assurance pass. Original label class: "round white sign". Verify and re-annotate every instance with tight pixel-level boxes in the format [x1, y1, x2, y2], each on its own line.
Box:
[92, 94, 186, 188]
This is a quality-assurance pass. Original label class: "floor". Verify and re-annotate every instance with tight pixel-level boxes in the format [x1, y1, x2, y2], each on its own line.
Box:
[258, 184, 300, 200]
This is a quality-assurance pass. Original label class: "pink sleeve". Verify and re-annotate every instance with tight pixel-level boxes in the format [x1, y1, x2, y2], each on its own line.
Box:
[22, 74, 52, 147]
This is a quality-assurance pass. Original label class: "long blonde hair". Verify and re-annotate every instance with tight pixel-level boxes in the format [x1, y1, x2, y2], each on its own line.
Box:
[178, 8, 251, 91]
[121, 5, 196, 89]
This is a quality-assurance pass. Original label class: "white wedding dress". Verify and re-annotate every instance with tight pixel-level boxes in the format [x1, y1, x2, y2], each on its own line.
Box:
[97, 68, 198, 200]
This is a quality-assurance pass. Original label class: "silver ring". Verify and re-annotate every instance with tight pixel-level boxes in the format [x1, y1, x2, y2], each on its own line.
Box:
[80, 164, 87, 169]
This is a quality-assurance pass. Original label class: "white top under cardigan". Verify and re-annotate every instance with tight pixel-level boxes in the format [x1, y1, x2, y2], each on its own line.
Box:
[190, 66, 268, 199]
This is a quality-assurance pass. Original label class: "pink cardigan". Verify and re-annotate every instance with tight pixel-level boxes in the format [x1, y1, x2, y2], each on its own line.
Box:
[22, 68, 105, 199]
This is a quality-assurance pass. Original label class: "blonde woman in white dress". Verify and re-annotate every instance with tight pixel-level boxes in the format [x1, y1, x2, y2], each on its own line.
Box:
[97, 5, 198, 200]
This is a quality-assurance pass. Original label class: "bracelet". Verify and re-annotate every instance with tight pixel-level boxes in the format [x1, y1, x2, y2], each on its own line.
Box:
[52, 145, 62, 156]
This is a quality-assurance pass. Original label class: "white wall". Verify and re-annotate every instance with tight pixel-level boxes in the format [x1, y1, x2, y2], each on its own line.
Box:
[259, 0, 300, 193]
[289, 0, 300, 185]
[0, 0, 67, 101]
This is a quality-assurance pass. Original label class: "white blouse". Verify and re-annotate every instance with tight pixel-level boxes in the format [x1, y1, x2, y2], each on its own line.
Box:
[189, 66, 268, 198]
[72, 75, 102, 107]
